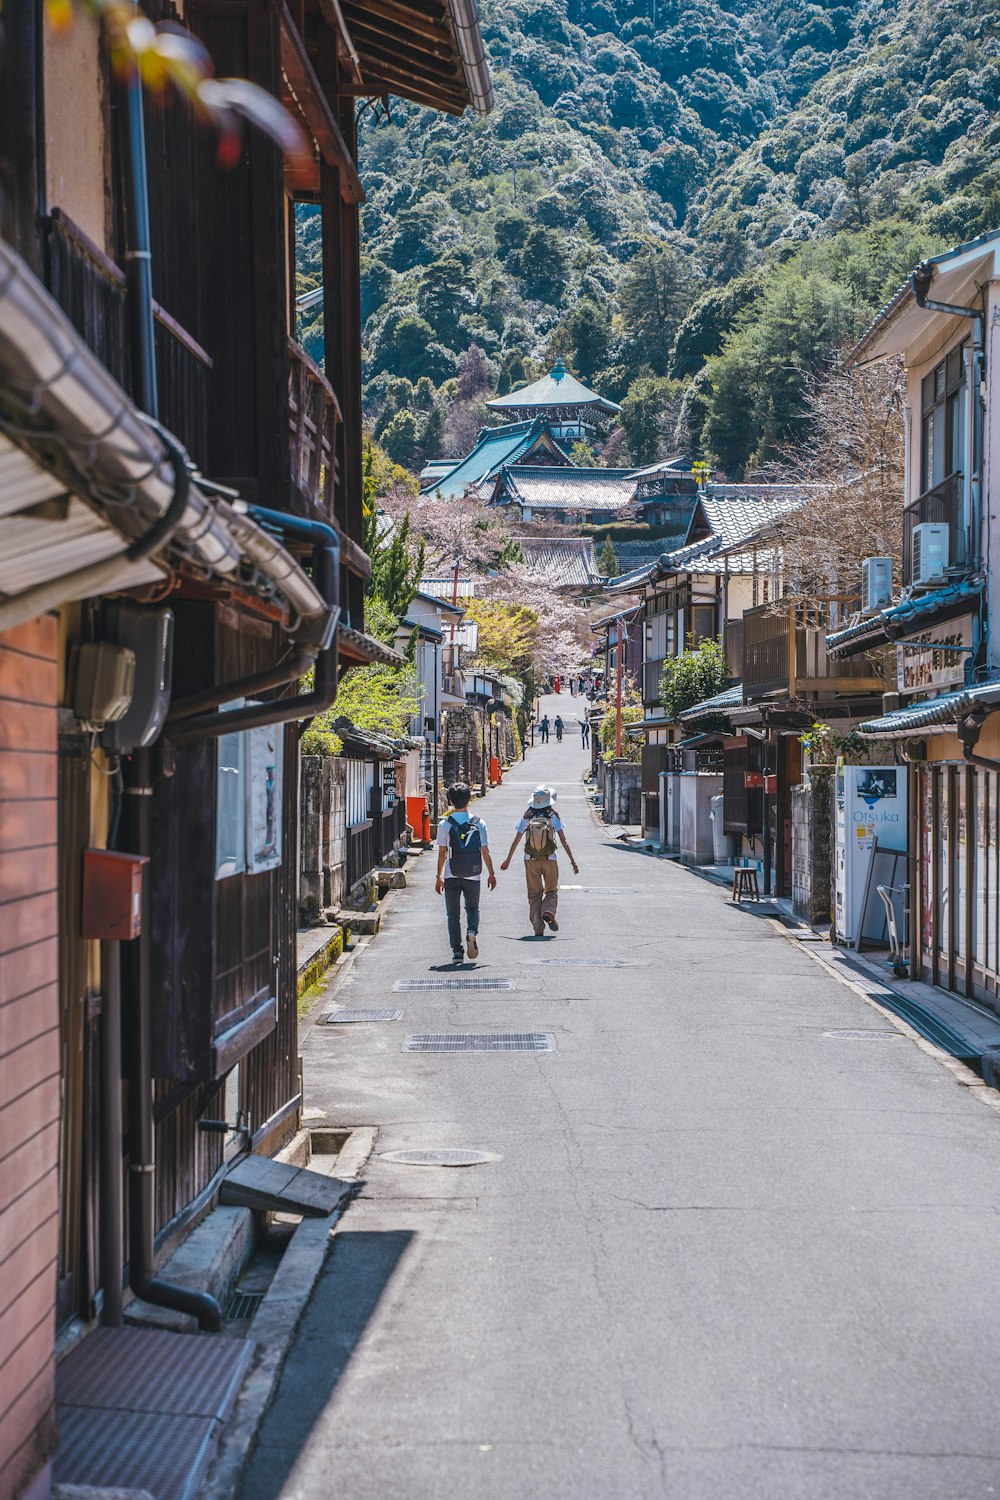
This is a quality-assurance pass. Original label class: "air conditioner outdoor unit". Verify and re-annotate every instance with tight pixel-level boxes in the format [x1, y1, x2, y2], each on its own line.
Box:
[911, 523, 950, 586]
[861, 556, 892, 614]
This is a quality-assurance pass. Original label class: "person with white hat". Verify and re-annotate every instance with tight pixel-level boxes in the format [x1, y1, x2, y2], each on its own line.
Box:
[500, 785, 579, 936]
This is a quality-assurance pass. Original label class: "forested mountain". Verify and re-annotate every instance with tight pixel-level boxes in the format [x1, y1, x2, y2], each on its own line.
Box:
[296, 0, 1000, 478]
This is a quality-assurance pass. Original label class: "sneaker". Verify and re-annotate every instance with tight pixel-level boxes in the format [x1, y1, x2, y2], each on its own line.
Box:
[466, 932, 479, 960]
[452, 949, 464, 964]
[543, 913, 559, 931]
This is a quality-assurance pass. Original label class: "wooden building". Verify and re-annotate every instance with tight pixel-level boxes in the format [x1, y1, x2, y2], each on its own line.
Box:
[0, 2, 490, 1496]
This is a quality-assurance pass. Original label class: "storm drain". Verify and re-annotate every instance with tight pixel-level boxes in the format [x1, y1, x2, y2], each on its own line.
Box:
[393, 977, 515, 992]
[541, 958, 623, 968]
[821, 1029, 900, 1040]
[225, 1291, 265, 1322]
[323, 1008, 404, 1024]
[575, 886, 641, 895]
[396, 904, 435, 913]
[403, 1033, 555, 1052]
[379, 1148, 502, 1166]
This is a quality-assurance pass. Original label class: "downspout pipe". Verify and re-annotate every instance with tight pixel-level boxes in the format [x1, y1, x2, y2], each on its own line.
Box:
[911, 266, 986, 577]
[121, 64, 158, 418]
[167, 510, 340, 743]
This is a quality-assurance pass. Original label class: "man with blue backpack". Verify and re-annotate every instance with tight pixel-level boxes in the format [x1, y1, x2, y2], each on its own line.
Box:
[435, 783, 497, 964]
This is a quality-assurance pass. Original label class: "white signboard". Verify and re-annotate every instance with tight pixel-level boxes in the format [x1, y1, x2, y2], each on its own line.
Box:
[896, 614, 973, 694]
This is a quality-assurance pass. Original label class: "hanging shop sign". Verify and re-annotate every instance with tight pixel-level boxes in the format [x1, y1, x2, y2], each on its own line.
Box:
[896, 614, 974, 694]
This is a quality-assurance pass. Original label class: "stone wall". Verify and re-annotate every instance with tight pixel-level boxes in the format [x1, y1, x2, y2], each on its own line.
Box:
[603, 759, 642, 825]
[792, 766, 834, 924]
[299, 756, 347, 923]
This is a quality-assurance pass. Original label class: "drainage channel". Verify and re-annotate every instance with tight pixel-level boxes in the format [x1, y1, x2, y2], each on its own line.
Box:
[403, 1033, 555, 1052]
[380, 1149, 502, 1166]
[394, 977, 516, 992]
[323, 1007, 404, 1024]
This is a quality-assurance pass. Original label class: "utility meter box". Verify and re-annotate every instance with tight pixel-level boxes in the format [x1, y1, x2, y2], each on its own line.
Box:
[101, 604, 174, 754]
[71, 641, 136, 725]
[81, 849, 149, 940]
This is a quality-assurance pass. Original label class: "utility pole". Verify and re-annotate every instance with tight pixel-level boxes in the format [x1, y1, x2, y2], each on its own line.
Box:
[614, 615, 624, 760]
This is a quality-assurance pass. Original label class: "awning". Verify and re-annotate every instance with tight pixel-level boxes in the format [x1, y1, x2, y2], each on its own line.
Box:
[858, 679, 1000, 739]
[679, 684, 744, 723]
[826, 580, 982, 658]
[0, 237, 334, 645]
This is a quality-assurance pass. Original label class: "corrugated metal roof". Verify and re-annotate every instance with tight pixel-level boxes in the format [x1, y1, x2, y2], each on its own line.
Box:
[498, 465, 636, 512]
[419, 576, 477, 599]
[486, 360, 621, 415]
[859, 679, 1000, 738]
[521, 536, 601, 588]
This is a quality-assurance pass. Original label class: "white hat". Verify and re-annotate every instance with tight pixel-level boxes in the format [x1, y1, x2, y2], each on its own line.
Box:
[530, 786, 554, 809]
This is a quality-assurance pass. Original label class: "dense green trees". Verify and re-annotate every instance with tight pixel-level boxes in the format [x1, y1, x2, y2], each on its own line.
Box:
[296, 0, 999, 481]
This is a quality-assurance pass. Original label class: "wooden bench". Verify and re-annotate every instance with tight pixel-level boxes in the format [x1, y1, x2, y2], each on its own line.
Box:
[731, 866, 760, 903]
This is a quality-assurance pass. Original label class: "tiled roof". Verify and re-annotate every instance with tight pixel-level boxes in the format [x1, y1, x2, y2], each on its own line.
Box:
[419, 577, 477, 599]
[486, 359, 621, 415]
[679, 684, 745, 722]
[520, 536, 602, 589]
[420, 419, 569, 500]
[859, 678, 1000, 738]
[498, 465, 636, 512]
[826, 579, 982, 657]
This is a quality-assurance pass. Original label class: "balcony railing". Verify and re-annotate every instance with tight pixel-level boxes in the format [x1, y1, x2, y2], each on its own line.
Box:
[45, 208, 212, 466]
[903, 471, 964, 584]
[288, 338, 340, 516]
[743, 600, 881, 701]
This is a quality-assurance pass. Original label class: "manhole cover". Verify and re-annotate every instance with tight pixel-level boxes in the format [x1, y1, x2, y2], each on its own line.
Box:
[225, 1291, 265, 1321]
[821, 1029, 899, 1040]
[394, 977, 515, 992]
[402, 1033, 555, 1052]
[540, 958, 623, 967]
[323, 1008, 403, 1024]
[379, 1148, 502, 1166]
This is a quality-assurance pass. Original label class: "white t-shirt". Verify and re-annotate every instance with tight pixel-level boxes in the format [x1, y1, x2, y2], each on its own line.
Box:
[436, 811, 488, 879]
[516, 810, 563, 862]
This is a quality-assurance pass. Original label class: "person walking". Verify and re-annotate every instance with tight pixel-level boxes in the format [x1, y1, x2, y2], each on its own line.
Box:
[554, 715, 564, 742]
[538, 714, 550, 743]
[580, 718, 590, 748]
[435, 783, 497, 964]
[501, 786, 579, 937]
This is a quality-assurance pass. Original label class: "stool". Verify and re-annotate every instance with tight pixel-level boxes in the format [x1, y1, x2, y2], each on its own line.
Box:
[732, 866, 760, 903]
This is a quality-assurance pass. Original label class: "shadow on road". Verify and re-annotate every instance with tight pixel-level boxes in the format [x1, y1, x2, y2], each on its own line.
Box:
[237, 1230, 414, 1500]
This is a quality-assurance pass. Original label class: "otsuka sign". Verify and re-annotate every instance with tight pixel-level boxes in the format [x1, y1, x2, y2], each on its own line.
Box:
[896, 614, 973, 694]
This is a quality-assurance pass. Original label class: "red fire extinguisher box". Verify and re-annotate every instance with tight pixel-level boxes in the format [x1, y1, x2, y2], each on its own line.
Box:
[744, 771, 764, 789]
[763, 773, 779, 795]
[81, 848, 149, 941]
[406, 795, 431, 845]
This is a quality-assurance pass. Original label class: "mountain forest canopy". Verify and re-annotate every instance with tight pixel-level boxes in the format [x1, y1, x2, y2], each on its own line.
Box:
[296, 0, 1000, 479]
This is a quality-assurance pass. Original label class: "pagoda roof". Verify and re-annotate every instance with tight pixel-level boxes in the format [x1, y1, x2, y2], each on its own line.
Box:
[485, 359, 622, 417]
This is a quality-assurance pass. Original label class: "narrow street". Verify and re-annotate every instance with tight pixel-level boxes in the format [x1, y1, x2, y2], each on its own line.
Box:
[241, 695, 1000, 1500]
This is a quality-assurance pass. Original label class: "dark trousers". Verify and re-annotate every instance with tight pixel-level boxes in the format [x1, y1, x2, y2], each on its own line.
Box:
[444, 877, 480, 953]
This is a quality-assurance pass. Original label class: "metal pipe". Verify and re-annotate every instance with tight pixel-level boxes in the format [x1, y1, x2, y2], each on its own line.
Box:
[125, 748, 222, 1331]
[99, 940, 124, 1327]
[166, 647, 316, 722]
[121, 63, 158, 418]
[167, 513, 340, 743]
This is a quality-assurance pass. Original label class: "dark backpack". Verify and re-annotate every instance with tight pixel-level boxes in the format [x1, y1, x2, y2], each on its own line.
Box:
[446, 815, 483, 877]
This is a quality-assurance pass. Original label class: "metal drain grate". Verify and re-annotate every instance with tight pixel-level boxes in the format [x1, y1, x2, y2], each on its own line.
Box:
[395, 904, 435, 912]
[576, 886, 641, 894]
[323, 1008, 403, 1024]
[403, 1032, 554, 1052]
[393, 977, 515, 992]
[379, 1148, 502, 1166]
[225, 1291, 265, 1321]
[821, 1029, 899, 1040]
[540, 957, 623, 968]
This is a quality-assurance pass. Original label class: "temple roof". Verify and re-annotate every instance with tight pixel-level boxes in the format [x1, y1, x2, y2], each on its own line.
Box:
[485, 360, 622, 417]
[493, 465, 636, 514]
[419, 419, 570, 500]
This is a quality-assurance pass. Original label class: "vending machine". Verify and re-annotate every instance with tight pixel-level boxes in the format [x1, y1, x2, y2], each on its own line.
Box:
[834, 764, 907, 946]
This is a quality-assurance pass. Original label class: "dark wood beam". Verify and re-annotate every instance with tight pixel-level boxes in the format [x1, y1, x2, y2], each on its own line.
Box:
[278, 1, 365, 202]
[339, 0, 453, 47]
[345, 13, 458, 68]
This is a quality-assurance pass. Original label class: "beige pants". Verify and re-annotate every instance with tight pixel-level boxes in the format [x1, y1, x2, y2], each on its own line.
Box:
[525, 858, 558, 933]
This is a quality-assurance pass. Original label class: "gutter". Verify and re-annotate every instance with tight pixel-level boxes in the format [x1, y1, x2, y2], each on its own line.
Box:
[447, 0, 494, 114]
[0, 238, 333, 644]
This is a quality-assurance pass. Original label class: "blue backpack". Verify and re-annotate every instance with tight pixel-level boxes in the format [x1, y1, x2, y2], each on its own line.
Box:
[447, 815, 483, 877]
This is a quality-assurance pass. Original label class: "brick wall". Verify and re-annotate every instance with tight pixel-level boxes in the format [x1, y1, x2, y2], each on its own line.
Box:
[0, 618, 60, 1500]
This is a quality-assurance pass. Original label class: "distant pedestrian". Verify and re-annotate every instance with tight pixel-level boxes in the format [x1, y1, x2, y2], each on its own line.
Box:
[580, 719, 590, 747]
[436, 783, 497, 964]
[554, 715, 564, 742]
[538, 715, 550, 743]
[501, 786, 579, 937]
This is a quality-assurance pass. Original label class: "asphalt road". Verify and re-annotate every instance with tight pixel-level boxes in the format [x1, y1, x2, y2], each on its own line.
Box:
[240, 694, 1000, 1500]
